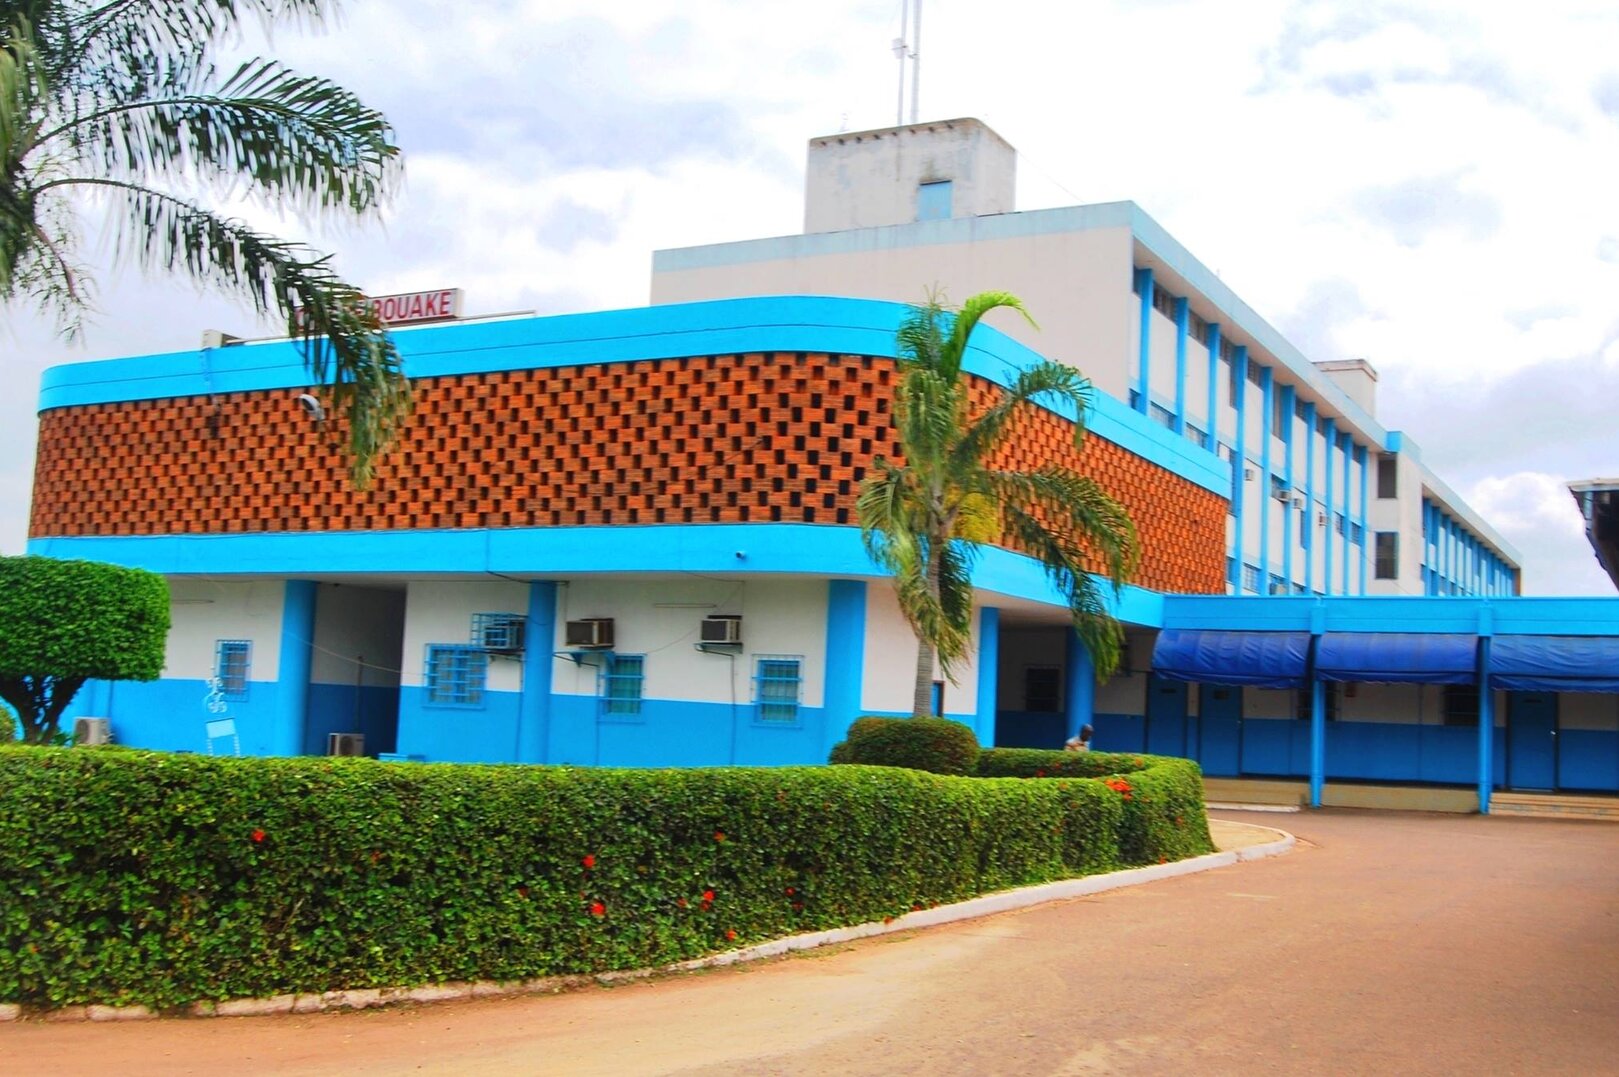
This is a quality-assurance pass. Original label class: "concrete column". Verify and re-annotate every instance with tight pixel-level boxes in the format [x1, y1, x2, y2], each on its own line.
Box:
[1309, 675, 1326, 808]
[975, 607, 1000, 748]
[1065, 630, 1096, 739]
[1173, 297, 1189, 435]
[1477, 636, 1494, 814]
[823, 580, 867, 756]
[276, 580, 316, 757]
[515, 581, 557, 764]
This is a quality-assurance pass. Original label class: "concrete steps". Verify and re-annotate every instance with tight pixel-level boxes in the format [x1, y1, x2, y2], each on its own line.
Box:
[1491, 792, 1619, 822]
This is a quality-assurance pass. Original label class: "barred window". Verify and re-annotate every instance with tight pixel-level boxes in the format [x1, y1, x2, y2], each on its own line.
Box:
[602, 654, 645, 715]
[425, 645, 487, 707]
[755, 656, 803, 722]
[214, 640, 250, 700]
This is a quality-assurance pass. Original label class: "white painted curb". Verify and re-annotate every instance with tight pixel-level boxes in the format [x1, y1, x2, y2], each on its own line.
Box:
[4, 827, 1294, 1022]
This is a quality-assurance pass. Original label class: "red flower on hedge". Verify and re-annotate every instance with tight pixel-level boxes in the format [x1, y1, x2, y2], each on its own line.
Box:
[725, 929, 737, 941]
[590, 902, 606, 917]
[582, 854, 596, 869]
[714, 831, 726, 843]
[702, 889, 715, 902]
[785, 887, 795, 896]
[250, 828, 266, 844]
[677, 897, 689, 908]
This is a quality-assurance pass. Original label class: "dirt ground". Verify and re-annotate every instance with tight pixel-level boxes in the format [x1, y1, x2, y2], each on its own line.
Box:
[6, 809, 1618, 1076]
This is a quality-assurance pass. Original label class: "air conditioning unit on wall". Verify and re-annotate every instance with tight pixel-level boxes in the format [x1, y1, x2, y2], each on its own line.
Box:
[478, 614, 526, 654]
[700, 615, 743, 645]
[74, 717, 111, 745]
[327, 732, 365, 757]
[565, 618, 615, 649]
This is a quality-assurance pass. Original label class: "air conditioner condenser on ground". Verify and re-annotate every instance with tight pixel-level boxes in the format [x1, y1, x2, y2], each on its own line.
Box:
[74, 717, 111, 745]
[328, 732, 365, 757]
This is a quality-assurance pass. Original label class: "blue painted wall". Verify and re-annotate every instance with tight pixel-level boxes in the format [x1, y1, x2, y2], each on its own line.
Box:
[302, 684, 400, 757]
[74, 677, 296, 756]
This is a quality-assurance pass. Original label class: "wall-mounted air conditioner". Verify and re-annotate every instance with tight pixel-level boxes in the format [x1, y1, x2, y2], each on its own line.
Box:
[328, 732, 365, 756]
[1268, 581, 1290, 595]
[74, 717, 111, 745]
[1273, 488, 1291, 504]
[565, 618, 615, 649]
[478, 614, 526, 654]
[1243, 466, 1256, 481]
[700, 615, 743, 645]
[1291, 494, 1305, 508]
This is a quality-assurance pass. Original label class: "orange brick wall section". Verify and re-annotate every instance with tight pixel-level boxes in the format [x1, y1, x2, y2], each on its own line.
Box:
[29, 353, 1228, 593]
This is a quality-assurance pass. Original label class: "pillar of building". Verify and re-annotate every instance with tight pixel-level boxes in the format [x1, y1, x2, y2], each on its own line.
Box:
[515, 581, 557, 764]
[975, 607, 1000, 747]
[823, 580, 867, 756]
[275, 580, 316, 757]
[1065, 630, 1096, 738]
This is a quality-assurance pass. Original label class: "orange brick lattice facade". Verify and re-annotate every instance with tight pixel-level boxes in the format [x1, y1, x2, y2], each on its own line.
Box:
[30, 353, 1228, 593]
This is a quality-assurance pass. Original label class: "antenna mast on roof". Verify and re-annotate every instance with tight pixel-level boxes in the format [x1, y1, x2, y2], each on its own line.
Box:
[892, 0, 921, 125]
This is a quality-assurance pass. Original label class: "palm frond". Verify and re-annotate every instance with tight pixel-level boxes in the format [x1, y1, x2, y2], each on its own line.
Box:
[997, 495, 1126, 679]
[41, 176, 409, 485]
[40, 57, 400, 218]
[940, 290, 1035, 380]
[982, 466, 1141, 586]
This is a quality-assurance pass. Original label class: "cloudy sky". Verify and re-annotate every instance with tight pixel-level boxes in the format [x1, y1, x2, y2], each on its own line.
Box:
[5, 0, 1617, 594]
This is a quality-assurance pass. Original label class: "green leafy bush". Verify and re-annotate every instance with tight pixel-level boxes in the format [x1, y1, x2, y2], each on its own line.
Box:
[827, 716, 981, 775]
[977, 748, 1214, 865]
[0, 746, 1209, 1011]
[0, 704, 15, 743]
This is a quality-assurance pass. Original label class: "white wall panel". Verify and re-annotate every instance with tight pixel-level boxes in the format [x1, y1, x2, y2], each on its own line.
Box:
[165, 579, 285, 682]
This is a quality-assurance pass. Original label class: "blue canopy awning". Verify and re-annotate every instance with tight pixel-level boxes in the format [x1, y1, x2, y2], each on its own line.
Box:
[1316, 633, 1478, 685]
[1151, 630, 1311, 689]
[1490, 636, 1619, 693]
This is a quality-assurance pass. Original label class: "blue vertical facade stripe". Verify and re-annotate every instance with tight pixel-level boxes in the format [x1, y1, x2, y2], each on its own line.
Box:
[1309, 676, 1326, 807]
[1065, 631, 1096, 738]
[276, 580, 316, 757]
[1357, 447, 1369, 595]
[1173, 297, 1189, 435]
[515, 581, 557, 763]
[976, 607, 1000, 747]
[1477, 636, 1494, 813]
[1135, 268, 1154, 416]
[1322, 418, 1336, 596]
[1259, 367, 1273, 594]
[1340, 434, 1353, 595]
[823, 580, 867, 756]
[1233, 346, 1249, 588]
[1303, 402, 1317, 594]
[1281, 385, 1296, 589]
[1205, 323, 1221, 454]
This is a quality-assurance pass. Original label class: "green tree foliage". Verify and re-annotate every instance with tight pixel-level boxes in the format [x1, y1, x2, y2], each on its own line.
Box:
[828, 716, 981, 775]
[857, 292, 1141, 719]
[0, 556, 169, 743]
[1, 0, 408, 485]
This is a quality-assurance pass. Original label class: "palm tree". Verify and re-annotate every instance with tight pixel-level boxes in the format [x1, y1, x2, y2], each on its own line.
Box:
[1, 0, 407, 486]
[857, 291, 1141, 720]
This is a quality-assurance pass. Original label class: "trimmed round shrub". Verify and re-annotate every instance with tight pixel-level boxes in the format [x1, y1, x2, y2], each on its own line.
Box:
[828, 716, 981, 775]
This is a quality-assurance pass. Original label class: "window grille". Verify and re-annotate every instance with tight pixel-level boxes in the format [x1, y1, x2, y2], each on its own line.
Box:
[425, 645, 487, 707]
[214, 640, 251, 700]
[755, 656, 803, 722]
[602, 654, 645, 715]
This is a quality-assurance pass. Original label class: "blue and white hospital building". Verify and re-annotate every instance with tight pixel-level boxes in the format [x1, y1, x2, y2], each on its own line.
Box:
[27, 118, 1619, 810]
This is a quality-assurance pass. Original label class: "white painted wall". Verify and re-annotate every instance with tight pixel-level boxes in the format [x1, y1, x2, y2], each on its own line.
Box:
[401, 581, 528, 694]
[860, 584, 982, 715]
[311, 584, 405, 689]
[805, 119, 1016, 233]
[551, 578, 828, 708]
[165, 578, 286, 682]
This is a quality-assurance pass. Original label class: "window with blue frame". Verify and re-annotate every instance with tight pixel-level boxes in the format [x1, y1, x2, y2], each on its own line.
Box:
[602, 654, 645, 716]
[214, 640, 251, 700]
[917, 180, 953, 221]
[754, 656, 802, 722]
[1242, 564, 1261, 594]
[425, 645, 488, 707]
[1149, 402, 1175, 429]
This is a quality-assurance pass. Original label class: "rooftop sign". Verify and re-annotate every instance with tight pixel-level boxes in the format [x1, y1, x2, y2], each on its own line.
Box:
[361, 288, 463, 326]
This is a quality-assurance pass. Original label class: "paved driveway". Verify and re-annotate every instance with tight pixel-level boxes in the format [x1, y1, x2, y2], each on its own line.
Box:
[8, 810, 1619, 1075]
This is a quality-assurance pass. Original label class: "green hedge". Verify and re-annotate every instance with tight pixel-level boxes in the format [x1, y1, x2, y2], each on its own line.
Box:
[828, 716, 981, 775]
[0, 746, 1212, 1011]
[977, 748, 1214, 865]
